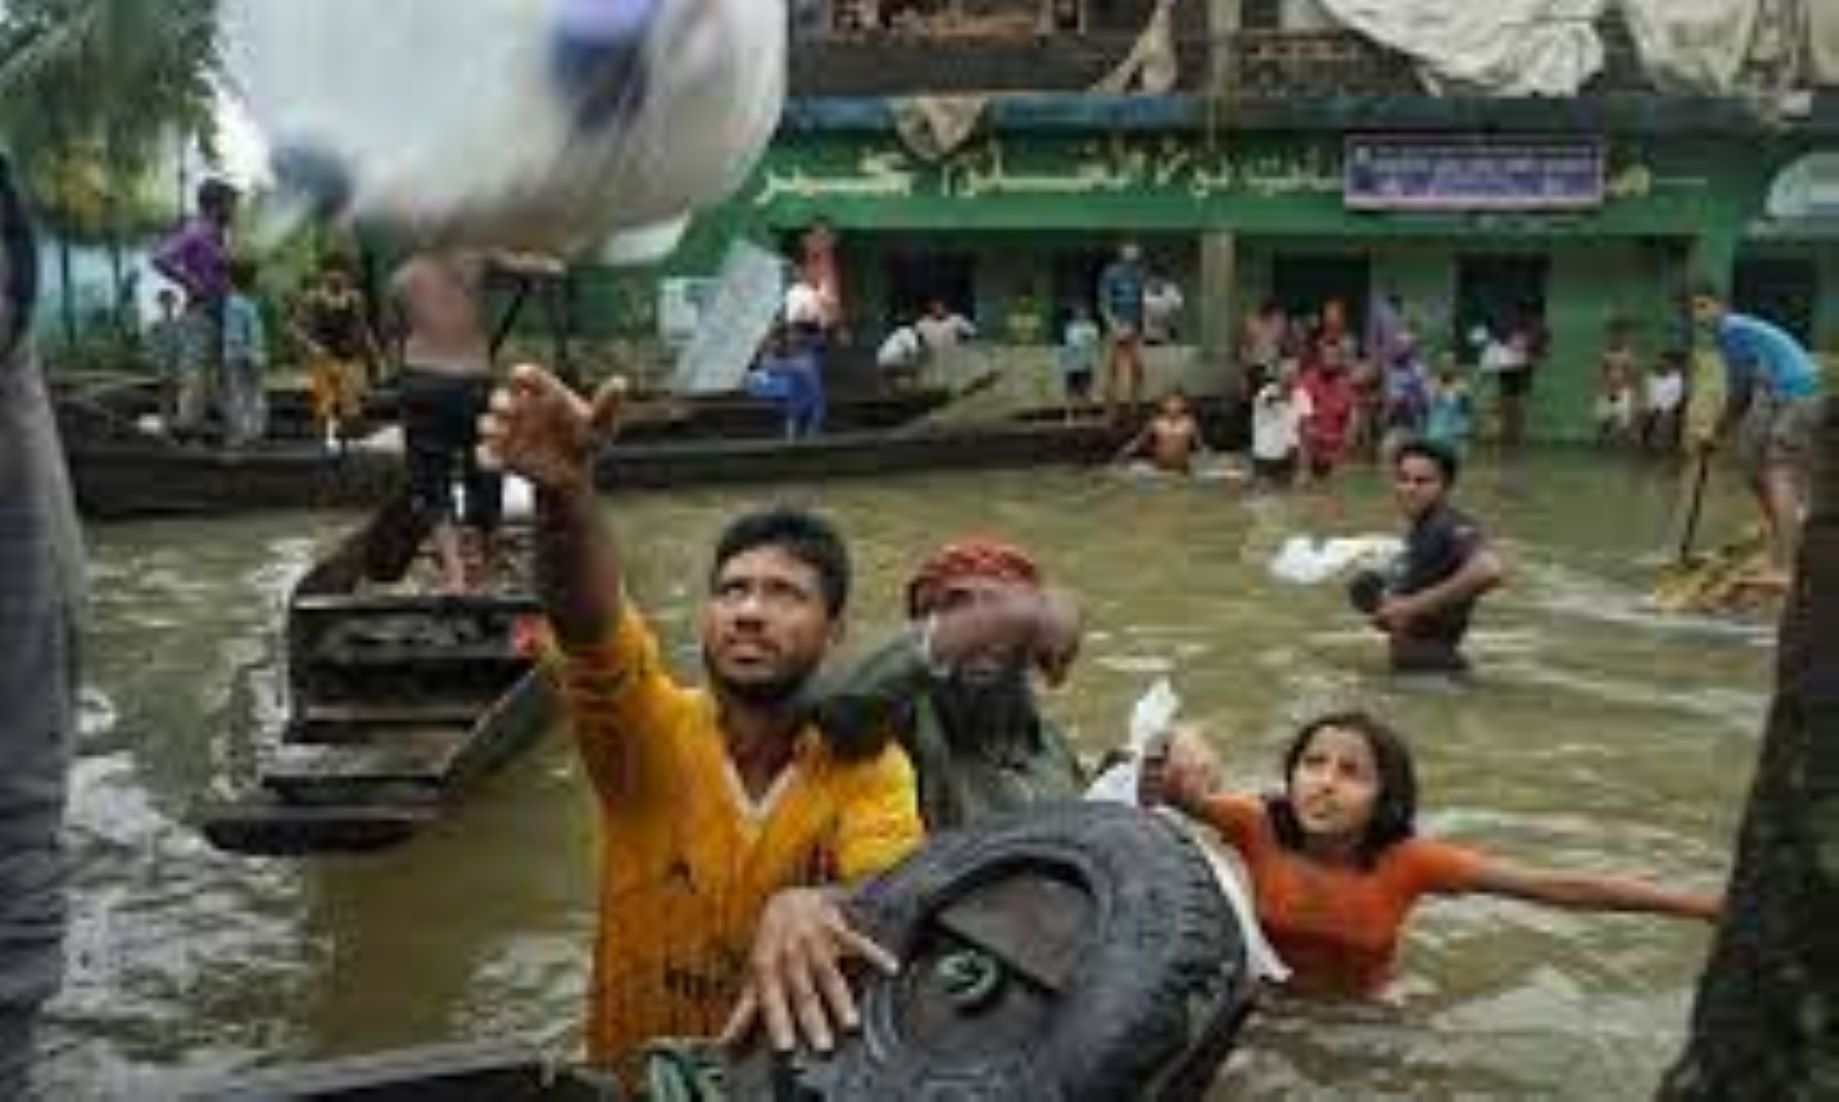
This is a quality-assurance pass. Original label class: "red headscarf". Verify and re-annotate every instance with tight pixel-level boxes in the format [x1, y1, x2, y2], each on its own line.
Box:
[906, 538, 1042, 617]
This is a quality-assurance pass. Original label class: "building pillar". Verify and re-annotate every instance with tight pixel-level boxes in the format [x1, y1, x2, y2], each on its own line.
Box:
[1208, 0, 1243, 96]
[1199, 231, 1240, 393]
[1688, 228, 1740, 297]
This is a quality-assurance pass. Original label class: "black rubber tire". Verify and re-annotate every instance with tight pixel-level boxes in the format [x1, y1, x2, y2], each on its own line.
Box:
[799, 801, 1255, 1101]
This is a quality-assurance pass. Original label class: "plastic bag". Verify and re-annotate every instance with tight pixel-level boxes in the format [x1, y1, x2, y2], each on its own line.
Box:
[1084, 677, 1181, 806]
[223, 0, 786, 259]
[1084, 679, 1290, 982]
[1268, 533, 1401, 585]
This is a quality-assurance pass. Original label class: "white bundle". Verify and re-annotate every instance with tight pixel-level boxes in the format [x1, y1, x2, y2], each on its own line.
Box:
[223, 0, 786, 260]
[1086, 679, 1290, 983]
[1268, 534, 1402, 585]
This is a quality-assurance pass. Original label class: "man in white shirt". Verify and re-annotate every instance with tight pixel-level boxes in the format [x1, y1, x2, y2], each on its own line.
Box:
[1641, 349, 1688, 453]
[783, 275, 826, 332]
[876, 320, 926, 390]
[1142, 276, 1184, 345]
[1251, 362, 1313, 487]
[914, 298, 975, 352]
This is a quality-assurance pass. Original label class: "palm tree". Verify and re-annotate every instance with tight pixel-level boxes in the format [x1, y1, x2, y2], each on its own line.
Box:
[0, 0, 221, 348]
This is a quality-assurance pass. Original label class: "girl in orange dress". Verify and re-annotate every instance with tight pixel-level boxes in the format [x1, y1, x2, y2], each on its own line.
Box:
[1144, 711, 1721, 996]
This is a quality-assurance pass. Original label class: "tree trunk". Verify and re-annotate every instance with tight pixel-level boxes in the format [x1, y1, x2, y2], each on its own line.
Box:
[1660, 398, 1839, 1099]
[107, 224, 127, 336]
[55, 235, 76, 353]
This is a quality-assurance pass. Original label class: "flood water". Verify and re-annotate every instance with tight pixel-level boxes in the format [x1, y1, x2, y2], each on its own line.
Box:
[43, 451, 1769, 1099]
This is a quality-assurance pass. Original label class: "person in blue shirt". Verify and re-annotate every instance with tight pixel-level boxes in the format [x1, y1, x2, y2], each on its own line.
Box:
[221, 258, 269, 450]
[1689, 283, 1826, 586]
[745, 324, 826, 439]
[1096, 240, 1147, 423]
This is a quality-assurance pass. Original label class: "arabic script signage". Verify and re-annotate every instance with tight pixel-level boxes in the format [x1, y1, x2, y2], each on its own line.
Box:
[751, 137, 1346, 207]
[1344, 137, 1606, 212]
[737, 134, 1689, 230]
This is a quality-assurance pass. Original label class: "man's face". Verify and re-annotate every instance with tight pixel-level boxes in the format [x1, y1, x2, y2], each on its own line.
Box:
[1689, 295, 1720, 328]
[1393, 455, 1448, 520]
[702, 545, 839, 705]
[928, 576, 1026, 685]
[1121, 243, 1141, 264]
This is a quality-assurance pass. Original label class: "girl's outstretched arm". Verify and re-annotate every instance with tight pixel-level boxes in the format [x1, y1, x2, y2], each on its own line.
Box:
[1467, 860, 1722, 922]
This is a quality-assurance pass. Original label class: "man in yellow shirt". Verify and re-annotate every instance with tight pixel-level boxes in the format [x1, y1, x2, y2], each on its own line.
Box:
[479, 364, 923, 1081]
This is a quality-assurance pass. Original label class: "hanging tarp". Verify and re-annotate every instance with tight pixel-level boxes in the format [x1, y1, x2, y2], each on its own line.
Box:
[888, 0, 1179, 160]
[1619, 0, 1762, 93]
[1311, 0, 1607, 96]
[1810, 0, 1839, 84]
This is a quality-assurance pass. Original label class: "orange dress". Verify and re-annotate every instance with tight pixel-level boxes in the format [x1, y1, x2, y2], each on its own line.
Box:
[556, 609, 923, 1078]
[1197, 794, 1485, 994]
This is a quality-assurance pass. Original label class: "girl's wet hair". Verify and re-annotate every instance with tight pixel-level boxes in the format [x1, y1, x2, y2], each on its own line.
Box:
[1265, 710, 1418, 867]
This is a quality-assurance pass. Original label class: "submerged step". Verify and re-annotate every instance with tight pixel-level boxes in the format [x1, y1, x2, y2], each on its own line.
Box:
[260, 729, 472, 804]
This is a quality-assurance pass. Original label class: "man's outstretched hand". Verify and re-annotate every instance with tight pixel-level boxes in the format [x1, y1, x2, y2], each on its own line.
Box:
[477, 363, 625, 492]
[717, 887, 898, 1056]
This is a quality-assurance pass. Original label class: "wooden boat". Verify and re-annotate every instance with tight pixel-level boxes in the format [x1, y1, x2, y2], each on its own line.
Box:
[199, 493, 556, 857]
[60, 393, 1120, 520]
[60, 374, 955, 447]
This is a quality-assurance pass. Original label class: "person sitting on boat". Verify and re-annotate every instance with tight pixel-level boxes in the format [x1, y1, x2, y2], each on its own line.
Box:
[802, 537, 1084, 831]
[478, 362, 922, 1083]
[1141, 710, 1721, 998]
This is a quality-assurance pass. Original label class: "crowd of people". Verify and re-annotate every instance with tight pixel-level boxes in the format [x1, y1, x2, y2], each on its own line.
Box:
[11, 178, 1825, 1094]
[462, 357, 1731, 1093]
[145, 178, 388, 455]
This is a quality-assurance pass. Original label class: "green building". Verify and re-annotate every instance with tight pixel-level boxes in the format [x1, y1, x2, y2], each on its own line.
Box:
[605, 1, 1839, 441]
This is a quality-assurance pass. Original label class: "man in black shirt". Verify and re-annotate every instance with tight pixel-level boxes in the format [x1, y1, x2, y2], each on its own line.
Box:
[1351, 439, 1505, 672]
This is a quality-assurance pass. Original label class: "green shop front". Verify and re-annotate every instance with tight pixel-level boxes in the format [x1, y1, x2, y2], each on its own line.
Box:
[650, 105, 1830, 441]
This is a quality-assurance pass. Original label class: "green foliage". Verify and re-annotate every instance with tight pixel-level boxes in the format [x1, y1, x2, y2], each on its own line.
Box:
[0, 0, 222, 238]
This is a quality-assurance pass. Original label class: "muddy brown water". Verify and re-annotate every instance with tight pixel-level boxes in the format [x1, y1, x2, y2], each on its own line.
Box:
[44, 452, 1767, 1098]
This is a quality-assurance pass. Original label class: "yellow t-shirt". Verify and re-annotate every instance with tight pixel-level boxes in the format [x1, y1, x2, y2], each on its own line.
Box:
[556, 608, 922, 1075]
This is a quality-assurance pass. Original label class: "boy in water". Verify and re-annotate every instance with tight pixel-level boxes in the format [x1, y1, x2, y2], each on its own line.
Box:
[1350, 440, 1505, 673]
[1113, 389, 1212, 474]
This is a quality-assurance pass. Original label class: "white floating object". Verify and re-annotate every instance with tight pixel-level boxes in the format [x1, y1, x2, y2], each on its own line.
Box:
[1268, 534, 1401, 585]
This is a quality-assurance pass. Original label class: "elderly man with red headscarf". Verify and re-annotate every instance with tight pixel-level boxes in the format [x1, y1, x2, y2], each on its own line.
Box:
[804, 537, 1086, 831]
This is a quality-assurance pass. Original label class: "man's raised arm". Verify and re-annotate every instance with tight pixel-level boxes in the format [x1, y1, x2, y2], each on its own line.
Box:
[478, 363, 625, 647]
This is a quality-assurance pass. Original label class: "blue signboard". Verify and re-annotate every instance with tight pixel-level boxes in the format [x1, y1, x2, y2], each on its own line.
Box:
[1344, 137, 1606, 212]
